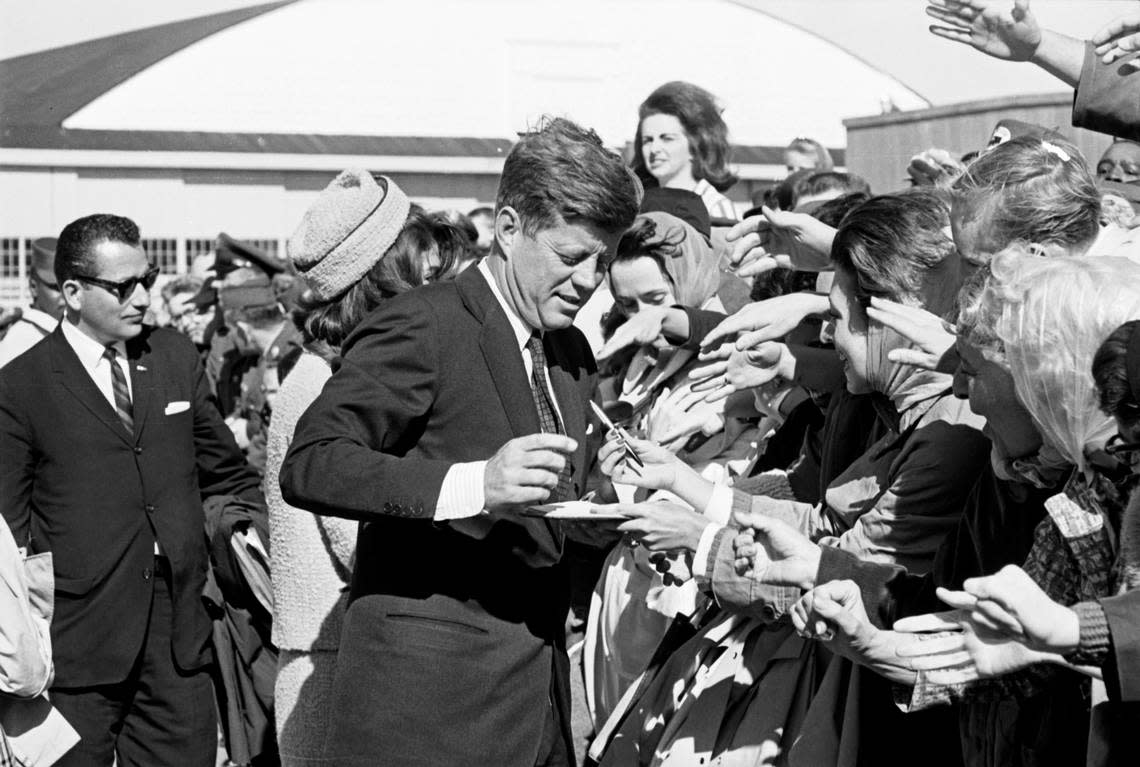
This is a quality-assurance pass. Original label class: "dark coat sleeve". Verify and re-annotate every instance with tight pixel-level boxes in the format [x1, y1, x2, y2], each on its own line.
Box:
[789, 344, 844, 394]
[1072, 41, 1140, 141]
[1101, 589, 1140, 702]
[183, 334, 261, 503]
[814, 471, 1052, 629]
[279, 293, 454, 521]
[677, 306, 727, 351]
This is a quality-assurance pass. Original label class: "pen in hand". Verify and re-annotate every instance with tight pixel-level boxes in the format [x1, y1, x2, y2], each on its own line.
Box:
[589, 400, 645, 468]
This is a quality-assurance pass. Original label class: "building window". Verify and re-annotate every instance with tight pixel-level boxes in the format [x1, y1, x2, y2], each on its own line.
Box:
[0, 239, 25, 305]
[247, 239, 280, 259]
[142, 238, 180, 274]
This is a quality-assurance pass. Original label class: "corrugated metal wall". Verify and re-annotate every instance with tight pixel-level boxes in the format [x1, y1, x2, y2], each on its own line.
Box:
[843, 93, 1114, 195]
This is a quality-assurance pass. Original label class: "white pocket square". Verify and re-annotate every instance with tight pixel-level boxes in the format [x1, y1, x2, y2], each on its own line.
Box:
[164, 401, 190, 415]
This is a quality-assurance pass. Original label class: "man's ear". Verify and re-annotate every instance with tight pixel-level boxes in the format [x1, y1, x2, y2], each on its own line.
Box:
[61, 278, 84, 314]
[495, 206, 522, 259]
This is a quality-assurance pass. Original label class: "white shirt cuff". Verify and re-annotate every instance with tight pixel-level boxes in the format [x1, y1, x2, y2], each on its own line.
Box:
[692, 522, 723, 582]
[703, 482, 733, 526]
[434, 461, 488, 520]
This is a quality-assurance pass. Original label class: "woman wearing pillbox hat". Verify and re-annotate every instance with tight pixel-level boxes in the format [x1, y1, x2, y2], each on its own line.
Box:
[265, 168, 469, 766]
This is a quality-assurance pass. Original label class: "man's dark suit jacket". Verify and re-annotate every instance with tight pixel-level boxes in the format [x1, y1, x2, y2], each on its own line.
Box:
[279, 265, 596, 766]
[0, 325, 260, 687]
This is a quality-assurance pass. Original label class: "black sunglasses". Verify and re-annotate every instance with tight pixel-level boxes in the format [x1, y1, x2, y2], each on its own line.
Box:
[75, 265, 161, 303]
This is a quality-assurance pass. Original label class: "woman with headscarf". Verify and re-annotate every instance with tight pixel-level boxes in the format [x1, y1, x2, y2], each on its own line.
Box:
[591, 190, 989, 766]
[584, 210, 757, 729]
[266, 170, 466, 766]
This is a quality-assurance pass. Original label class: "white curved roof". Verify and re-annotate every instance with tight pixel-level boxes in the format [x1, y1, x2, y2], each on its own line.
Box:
[59, 0, 928, 147]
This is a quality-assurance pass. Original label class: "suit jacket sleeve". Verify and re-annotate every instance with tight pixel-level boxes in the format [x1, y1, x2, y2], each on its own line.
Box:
[1072, 41, 1140, 141]
[185, 336, 261, 502]
[279, 294, 454, 521]
[0, 375, 34, 548]
[1101, 589, 1140, 701]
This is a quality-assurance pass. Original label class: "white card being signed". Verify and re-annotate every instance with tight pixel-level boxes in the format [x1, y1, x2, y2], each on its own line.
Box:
[522, 501, 629, 521]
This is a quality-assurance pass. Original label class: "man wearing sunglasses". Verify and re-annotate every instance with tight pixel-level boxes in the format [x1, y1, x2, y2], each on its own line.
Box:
[0, 214, 261, 766]
[0, 237, 64, 369]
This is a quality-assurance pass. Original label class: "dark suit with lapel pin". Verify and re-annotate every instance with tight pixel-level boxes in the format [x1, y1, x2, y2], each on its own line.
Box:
[0, 324, 261, 765]
[280, 264, 596, 766]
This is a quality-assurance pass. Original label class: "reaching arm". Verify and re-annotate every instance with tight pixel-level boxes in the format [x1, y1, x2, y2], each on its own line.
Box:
[926, 1, 1083, 86]
[279, 294, 453, 520]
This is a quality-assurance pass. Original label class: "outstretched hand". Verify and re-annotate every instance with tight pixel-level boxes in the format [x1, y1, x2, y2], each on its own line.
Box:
[731, 510, 821, 590]
[690, 342, 789, 403]
[598, 431, 683, 492]
[597, 306, 671, 361]
[866, 297, 959, 373]
[926, 0, 1042, 62]
[699, 292, 826, 356]
[907, 148, 967, 188]
[615, 500, 708, 553]
[932, 565, 1081, 653]
[792, 580, 972, 686]
[725, 206, 836, 278]
[894, 607, 1066, 681]
[1093, 9, 1140, 64]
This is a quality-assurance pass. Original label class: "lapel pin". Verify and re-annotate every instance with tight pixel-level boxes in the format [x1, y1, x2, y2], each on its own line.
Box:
[136, 365, 147, 372]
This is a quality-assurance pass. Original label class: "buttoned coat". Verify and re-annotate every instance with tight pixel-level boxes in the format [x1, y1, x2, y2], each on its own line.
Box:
[0, 325, 260, 687]
[279, 265, 597, 766]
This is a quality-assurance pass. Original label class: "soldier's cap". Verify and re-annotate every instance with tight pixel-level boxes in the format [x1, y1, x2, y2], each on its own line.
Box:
[213, 233, 287, 280]
[30, 237, 57, 281]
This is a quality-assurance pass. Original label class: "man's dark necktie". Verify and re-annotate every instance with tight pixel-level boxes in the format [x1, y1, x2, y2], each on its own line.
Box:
[103, 347, 134, 434]
[527, 334, 573, 501]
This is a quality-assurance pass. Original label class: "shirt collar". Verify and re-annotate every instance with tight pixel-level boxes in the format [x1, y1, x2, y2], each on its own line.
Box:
[477, 258, 535, 352]
[60, 319, 127, 371]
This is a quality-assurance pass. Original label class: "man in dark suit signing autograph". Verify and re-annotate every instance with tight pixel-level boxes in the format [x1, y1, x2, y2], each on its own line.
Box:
[279, 118, 641, 766]
[0, 214, 261, 766]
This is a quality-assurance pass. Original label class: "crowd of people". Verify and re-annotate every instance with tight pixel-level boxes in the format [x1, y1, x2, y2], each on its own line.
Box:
[3, 1, 1140, 765]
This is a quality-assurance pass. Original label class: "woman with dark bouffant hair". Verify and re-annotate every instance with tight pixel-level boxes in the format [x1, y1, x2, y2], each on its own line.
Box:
[631, 81, 739, 220]
[265, 170, 467, 766]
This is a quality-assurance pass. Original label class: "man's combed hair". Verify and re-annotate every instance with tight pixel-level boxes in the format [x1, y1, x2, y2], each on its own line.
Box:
[55, 213, 141, 283]
[496, 117, 642, 236]
[830, 189, 960, 317]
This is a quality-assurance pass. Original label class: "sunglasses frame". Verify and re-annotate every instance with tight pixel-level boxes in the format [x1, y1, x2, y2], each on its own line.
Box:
[75, 265, 161, 303]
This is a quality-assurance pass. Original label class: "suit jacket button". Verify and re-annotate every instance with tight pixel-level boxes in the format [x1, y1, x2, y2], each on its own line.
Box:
[142, 568, 152, 580]
[133, 446, 143, 455]
[145, 504, 156, 513]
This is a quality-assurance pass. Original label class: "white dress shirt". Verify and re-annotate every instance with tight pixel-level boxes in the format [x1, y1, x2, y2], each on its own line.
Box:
[60, 320, 133, 405]
[433, 259, 565, 520]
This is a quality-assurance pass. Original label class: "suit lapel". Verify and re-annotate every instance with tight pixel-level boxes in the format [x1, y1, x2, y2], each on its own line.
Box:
[48, 328, 134, 447]
[126, 334, 153, 441]
[459, 267, 541, 438]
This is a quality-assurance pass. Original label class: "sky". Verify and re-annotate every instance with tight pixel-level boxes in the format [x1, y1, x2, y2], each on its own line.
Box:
[2, 0, 1136, 106]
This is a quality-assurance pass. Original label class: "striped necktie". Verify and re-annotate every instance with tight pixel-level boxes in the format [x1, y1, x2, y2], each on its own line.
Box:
[103, 347, 134, 434]
[527, 334, 573, 501]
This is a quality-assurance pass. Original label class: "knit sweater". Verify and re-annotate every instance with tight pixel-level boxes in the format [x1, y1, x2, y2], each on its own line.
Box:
[266, 352, 356, 651]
